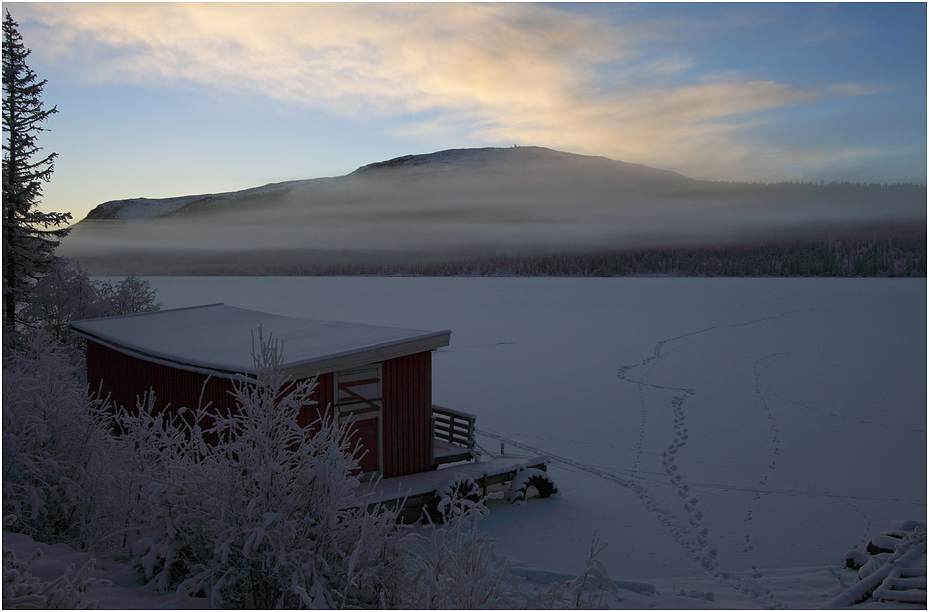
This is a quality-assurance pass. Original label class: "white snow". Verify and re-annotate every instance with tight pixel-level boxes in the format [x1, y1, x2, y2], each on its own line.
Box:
[70, 303, 449, 379]
[17, 276, 926, 608]
[99, 196, 202, 220]
[91, 180, 314, 221]
[1, 530, 210, 609]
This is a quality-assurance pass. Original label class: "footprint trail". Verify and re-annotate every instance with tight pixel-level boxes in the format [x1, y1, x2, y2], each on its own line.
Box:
[480, 310, 820, 607]
[477, 427, 783, 608]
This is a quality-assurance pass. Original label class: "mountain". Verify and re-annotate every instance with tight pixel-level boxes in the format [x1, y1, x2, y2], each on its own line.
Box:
[61, 146, 926, 275]
[81, 147, 698, 222]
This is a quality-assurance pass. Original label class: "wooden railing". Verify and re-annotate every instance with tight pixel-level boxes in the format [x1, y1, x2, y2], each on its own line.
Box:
[432, 404, 475, 447]
[431, 405, 476, 465]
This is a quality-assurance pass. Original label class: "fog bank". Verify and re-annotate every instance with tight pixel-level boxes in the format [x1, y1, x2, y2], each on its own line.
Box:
[59, 147, 927, 274]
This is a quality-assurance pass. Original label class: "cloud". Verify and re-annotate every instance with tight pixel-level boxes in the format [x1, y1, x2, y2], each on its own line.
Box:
[18, 3, 865, 180]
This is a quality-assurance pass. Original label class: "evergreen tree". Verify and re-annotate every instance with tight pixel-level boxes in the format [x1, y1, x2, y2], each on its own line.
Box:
[3, 10, 70, 331]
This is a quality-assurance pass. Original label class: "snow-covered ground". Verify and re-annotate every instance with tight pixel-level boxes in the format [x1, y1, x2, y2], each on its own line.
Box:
[11, 276, 925, 608]
[138, 276, 926, 608]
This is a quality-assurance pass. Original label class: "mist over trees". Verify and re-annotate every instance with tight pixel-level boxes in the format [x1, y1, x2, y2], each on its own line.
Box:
[61, 145, 926, 278]
[444, 234, 928, 278]
[95, 230, 924, 277]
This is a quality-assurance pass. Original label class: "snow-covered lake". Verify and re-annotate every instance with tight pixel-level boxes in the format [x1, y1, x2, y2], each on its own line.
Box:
[139, 276, 925, 607]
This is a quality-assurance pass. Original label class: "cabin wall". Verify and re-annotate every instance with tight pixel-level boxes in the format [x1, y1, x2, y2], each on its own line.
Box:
[86, 340, 236, 419]
[86, 340, 434, 478]
[290, 353, 436, 478]
[382, 351, 433, 478]
[86, 341, 327, 446]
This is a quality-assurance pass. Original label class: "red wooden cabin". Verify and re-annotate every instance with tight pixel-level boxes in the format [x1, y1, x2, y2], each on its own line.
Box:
[71, 304, 474, 479]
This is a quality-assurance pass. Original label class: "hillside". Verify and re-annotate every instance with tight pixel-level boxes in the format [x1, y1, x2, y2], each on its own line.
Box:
[80, 147, 699, 222]
[59, 146, 926, 275]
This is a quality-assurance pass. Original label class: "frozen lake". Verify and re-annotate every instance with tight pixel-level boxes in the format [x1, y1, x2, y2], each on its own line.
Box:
[138, 276, 925, 607]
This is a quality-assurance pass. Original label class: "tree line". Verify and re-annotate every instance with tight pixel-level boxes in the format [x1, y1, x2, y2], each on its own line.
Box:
[231, 232, 925, 278]
[465, 235, 927, 278]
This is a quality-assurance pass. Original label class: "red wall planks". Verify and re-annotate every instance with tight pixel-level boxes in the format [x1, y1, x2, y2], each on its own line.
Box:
[382, 351, 432, 478]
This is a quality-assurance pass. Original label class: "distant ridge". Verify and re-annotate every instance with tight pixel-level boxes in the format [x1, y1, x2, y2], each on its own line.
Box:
[84, 180, 311, 221]
[81, 146, 697, 222]
[352, 146, 689, 179]
[62, 146, 926, 276]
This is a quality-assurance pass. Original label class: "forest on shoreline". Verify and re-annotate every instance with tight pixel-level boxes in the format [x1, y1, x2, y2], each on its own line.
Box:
[315, 235, 927, 278]
[153, 231, 924, 278]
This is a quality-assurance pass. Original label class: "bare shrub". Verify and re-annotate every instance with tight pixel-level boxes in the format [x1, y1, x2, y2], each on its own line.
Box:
[1, 330, 115, 550]
[125, 330, 410, 608]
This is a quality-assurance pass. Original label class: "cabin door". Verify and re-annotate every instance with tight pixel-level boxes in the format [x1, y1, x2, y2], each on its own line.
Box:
[334, 365, 383, 476]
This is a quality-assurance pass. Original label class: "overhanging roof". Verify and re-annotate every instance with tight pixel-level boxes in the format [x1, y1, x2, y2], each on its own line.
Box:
[70, 304, 451, 380]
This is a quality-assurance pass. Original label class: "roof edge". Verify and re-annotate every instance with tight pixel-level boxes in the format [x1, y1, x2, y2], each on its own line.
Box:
[71, 304, 451, 379]
[285, 330, 451, 379]
[70, 303, 226, 329]
[77, 330, 254, 382]
[75, 324, 451, 381]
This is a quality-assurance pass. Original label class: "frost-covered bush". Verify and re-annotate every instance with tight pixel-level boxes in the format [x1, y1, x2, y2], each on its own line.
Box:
[96, 273, 159, 318]
[16, 259, 159, 362]
[2, 259, 161, 551]
[1, 331, 117, 550]
[433, 474, 483, 523]
[126, 331, 410, 608]
[104, 392, 198, 566]
[18, 261, 106, 350]
[2, 548, 96, 609]
[405, 497, 523, 609]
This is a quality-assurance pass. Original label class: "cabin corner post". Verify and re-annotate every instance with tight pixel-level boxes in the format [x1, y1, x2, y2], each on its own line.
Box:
[429, 413, 437, 466]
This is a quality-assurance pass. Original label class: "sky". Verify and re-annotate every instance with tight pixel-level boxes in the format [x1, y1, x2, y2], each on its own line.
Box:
[5, 2, 927, 224]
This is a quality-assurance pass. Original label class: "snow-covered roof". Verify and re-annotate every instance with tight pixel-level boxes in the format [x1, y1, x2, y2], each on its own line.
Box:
[70, 304, 450, 379]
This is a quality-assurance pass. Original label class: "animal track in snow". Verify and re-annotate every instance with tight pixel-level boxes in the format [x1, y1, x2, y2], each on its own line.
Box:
[477, 427, 784, 609]
[611, 313, 817, 607]
[475, 311, 817, 609]
[740, 352, 791, 572]
[753, 352, 789, 482]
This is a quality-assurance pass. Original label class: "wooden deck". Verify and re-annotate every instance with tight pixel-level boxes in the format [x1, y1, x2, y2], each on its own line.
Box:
[432, 438, 474, 464]
[362, 454, 552, 523]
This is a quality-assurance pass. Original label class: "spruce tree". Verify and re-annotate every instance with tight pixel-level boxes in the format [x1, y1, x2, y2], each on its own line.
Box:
[3, 9, 70, 331]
